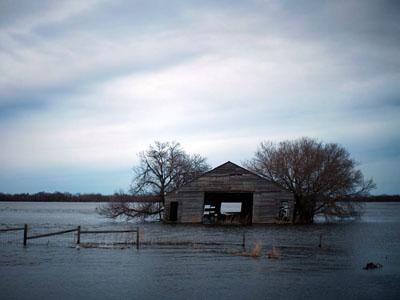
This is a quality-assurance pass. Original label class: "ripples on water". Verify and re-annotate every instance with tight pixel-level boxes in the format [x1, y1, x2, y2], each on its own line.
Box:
[0, 202, 400, 300]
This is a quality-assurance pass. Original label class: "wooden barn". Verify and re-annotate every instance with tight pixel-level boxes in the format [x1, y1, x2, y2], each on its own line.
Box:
[164, 161, 294, 224]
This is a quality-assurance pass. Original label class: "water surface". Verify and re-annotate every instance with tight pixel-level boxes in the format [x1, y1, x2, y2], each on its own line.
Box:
[1, 202, 399, 300]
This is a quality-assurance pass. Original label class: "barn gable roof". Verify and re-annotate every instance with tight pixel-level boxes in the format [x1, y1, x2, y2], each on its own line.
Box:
[200, 161, 263, 178]
[167, 161, 283, 195]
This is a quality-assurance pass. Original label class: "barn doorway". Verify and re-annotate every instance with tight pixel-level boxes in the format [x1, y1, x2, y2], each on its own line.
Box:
[202, 192, 253, 225]
[169, 202, 178, 222]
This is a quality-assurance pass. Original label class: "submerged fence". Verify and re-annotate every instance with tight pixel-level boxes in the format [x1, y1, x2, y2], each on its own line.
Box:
[0, 224, 140, 249]
[1, 224, 249, 251]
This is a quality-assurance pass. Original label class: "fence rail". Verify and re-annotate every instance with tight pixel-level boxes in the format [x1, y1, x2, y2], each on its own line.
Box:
[27, 228, 78, 240]
[0, 227, 25, 232]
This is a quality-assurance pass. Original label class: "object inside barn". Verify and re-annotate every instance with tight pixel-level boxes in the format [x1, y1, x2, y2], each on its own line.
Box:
[203, 192, 253, 225]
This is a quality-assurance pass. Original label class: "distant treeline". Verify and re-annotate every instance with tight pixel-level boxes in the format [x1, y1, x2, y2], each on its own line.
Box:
[0, 192, 161, 202]
[350, 195, 400, 202]
[0, 192, 398, 203]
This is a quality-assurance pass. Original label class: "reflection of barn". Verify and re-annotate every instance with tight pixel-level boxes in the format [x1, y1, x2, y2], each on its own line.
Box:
[164, 161, 294, 224]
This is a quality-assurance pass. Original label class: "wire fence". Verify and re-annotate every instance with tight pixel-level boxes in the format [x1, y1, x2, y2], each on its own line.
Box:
[0, 224, 248, 253]
[0, 226, 25, 245]
[0, 224, 140, 249]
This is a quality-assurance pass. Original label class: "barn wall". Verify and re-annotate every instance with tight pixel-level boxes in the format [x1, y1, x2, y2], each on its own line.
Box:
[177, 192, 204, 223]
[252, 192, 293, 223]
[165, 192, 204, 223]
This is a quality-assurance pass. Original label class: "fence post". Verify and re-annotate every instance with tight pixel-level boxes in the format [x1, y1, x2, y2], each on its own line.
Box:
[136, 227, 140, 250]
[318, 234, 322, 248]
[242, 231, 246, 249]
[23, 224, 28, 246]
[76, 226, 81, 244]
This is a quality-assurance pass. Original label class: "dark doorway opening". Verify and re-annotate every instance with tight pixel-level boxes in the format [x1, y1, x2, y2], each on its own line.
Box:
[169, 202, 178, 222]
[203, 192, 253, 225]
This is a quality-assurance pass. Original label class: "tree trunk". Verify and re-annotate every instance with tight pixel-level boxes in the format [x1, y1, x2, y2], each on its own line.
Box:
[293, 196, 315, 224]
[159, 188, 165, 221]
[296, 208, 314, 224]
[292, 200, 298, 224]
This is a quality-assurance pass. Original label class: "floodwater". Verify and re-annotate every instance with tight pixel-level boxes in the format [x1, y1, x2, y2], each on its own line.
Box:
[1, 202, 400, 300]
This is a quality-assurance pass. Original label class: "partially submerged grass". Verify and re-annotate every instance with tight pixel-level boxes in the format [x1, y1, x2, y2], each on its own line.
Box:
[267, 246, 281, 259]
[251, 241, 262, 257]
[234, 241, 262, 258]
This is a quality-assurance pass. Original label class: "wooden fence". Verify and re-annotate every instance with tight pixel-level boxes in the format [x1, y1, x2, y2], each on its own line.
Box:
[1, 224, 140, 249]
[0, 226, 25, 232]
[1, 225, 248, 250]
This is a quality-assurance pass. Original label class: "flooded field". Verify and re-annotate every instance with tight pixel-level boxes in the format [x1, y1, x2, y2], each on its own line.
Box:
[1, 202, 400, 300]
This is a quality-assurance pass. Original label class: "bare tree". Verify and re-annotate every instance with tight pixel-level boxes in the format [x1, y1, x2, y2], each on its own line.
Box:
[246, 137, 375, 224]
[132, 141, 210, 204]
[100, 141, 210, 221]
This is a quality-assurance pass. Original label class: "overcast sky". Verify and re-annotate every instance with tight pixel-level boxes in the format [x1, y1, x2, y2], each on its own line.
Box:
[0, 0, 399, 194]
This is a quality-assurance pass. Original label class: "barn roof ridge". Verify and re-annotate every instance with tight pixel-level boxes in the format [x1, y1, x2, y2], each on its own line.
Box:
[215, 161, 277, 182]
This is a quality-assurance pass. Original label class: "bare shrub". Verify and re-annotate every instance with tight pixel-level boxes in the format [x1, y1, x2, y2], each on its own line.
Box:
[234, 241, 262, 258]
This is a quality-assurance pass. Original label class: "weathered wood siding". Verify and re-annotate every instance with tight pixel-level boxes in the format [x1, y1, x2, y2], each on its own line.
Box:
[252, 192, 294, 223]
[164, 161, 294, 224]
